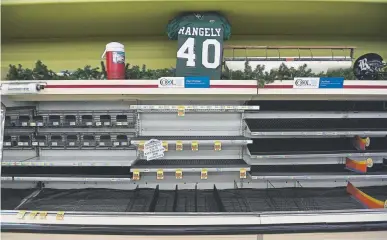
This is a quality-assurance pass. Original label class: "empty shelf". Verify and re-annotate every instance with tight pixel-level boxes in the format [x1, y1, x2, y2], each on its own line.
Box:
[246, 118, 387, 136]
[250, 165, 387, 180]
[131, 136, 252, 145]
[131, 159, 249, 172]
[5, 186, 386, 212]
[248, 138, 387, 158]
[1, 156, 136, 167]
[247, 100, 387, 112]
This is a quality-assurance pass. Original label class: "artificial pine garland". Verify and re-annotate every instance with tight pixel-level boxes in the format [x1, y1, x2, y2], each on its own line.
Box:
[6, 60, 357, 86]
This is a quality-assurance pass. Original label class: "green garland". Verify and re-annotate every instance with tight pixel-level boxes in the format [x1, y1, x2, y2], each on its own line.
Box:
[6, 60, 357, 86]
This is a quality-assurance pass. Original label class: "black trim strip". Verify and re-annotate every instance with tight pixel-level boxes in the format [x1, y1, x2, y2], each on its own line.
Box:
[2, 222, 387, 235]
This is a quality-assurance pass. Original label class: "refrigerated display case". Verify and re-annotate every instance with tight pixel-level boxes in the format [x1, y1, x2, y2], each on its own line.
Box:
[1, 80, 387, 236]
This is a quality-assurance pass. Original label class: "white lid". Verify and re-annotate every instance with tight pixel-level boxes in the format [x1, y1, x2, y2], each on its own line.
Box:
[106, 42, 124, 52]
[102, 42, 125, 58]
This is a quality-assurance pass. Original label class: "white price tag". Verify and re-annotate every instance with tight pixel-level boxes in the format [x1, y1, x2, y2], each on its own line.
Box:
[114, 142, 120, 146]
[69, 142, 75, 146]
[52, 142, 58, 146]
[144, 139, 165, 161]
[70, 122, 76, 126]
[104, 122, 111, 126]
[96, 122, 102, 126]
[83, 142, 90, 146]
[53, 122, 59, 126]
[32, 142, 38, 146]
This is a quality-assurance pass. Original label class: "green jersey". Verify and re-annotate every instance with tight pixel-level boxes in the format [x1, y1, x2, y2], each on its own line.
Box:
[167, 13, 231, 80]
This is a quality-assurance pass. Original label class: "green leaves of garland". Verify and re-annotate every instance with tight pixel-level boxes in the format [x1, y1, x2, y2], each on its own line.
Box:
[6, 60, 356, 85]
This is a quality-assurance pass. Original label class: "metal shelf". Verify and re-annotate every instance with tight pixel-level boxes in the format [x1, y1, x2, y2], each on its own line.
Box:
[130, 105, 260, 112]
[1, 156, 136, 167]
[250, 152, 387, 159]
[131, 136, 252, 145]
[1, 176, 131, 182]
[250, 173, 387, 180]
[250, 131, 387, 137]
[246, 118, 387, 137]
[248, 138, 387, 159]
[250, 164, 387, 180]
[131, 159, 250, 173]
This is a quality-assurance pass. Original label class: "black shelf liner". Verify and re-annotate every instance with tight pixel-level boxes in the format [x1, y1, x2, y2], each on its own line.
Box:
[248, 137, 387, 155]
[251, 164, 387, 175]
[132, 159, 248, 168]
[246, 100, 387, 112]
[246, 118, 387, 132]
[4, 186, 386, 212]
[1, 188, 36, 210]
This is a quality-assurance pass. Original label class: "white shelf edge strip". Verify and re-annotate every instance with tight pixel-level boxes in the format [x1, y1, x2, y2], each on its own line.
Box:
[251, 174, 387, 180]
[131, 140, 252, 145]
[2, 210, 387, 226]
[130, 105, 260, 110]
[131, 167, 250, 173]
[1, 177, 131, 182]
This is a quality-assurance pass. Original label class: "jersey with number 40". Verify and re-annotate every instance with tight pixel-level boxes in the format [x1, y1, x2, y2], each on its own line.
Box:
[174, 15, 225, 80]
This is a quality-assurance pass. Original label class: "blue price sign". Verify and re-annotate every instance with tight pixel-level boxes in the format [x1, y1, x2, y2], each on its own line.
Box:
[184, 76, 210, 88]
[319, 77, 344, 89]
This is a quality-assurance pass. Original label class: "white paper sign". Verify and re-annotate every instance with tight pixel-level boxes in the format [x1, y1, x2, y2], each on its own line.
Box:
[158, 77, 185, 88]
[293, 78, 320, 89]
[144, 139, 165, 161]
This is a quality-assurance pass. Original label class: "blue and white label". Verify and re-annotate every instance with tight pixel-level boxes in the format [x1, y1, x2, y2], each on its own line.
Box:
[184, 76, 210, 88]
[319, 77, 344, 89]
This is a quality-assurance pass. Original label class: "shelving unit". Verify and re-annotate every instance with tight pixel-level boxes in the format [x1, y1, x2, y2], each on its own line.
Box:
[1, 81, 387, 235]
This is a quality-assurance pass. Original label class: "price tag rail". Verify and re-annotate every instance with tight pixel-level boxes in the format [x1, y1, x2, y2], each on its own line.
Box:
[131, 136, 252, 145]
[130, 105, 260, 113]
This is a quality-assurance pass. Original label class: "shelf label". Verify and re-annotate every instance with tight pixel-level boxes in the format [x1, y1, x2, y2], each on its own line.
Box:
[40, 212, 48, 220]
[176, 141, 183, 151]
[144, 139, 165, 161]
[240, 169, 247, 179]
[29, 211, 38, 220]
[157, 169, 164, 180]
[178, 106, 185, 117]
[176, 169, 183, 179]
[191, 141, 199, 151]
[56, 212, 65, 220]
[162, 141, 169, 152]
[17, 211, 26, 219]
[138, 141, 145, 151]
[201, 169, 208, 180]
[214, 141, 222, 151]
[366, 158, 374, 168]
[30, 122, 36, 127]
[133, 171, 140, 180]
